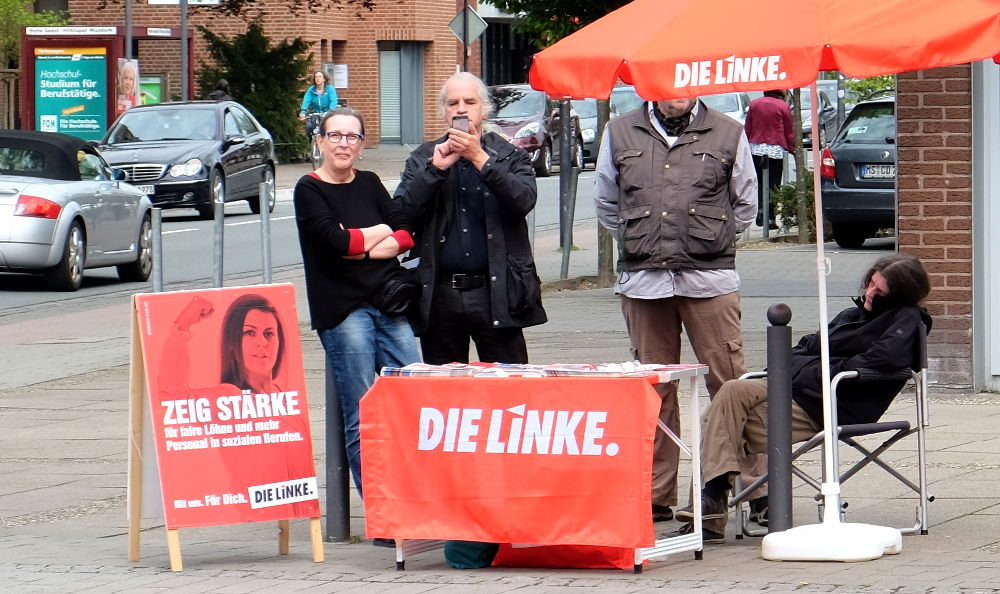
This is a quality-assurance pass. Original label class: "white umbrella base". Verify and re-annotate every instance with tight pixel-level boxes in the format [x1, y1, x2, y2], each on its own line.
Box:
[761, 521, 902, 562]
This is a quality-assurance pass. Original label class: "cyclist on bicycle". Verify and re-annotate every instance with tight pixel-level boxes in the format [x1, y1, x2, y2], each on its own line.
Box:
[299, 70, 339, 166]
[299, 70, 338, 128]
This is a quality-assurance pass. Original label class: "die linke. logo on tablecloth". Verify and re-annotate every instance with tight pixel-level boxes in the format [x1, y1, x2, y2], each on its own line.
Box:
[674, 54, 787, 88]
[417, 404, 620, 456]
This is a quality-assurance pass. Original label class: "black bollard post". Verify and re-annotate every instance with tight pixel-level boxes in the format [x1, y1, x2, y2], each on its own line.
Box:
[766, 303, 793, 533]
[325, 360, 351, 541]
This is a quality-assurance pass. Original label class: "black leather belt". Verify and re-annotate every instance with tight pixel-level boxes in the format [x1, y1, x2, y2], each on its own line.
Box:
[440, 273, 486, 290]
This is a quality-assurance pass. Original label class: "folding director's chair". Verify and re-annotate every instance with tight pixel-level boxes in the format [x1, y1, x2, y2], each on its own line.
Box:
[729, 322, 932, 538]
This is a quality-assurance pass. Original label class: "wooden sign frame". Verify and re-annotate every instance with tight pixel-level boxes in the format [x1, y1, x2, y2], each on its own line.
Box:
[126, 286, 324, 571]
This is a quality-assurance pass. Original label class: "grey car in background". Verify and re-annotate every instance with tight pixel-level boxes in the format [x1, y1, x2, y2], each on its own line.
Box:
[0, 130, 153, 291]
[610, 85, 643, 118]
[570, 98, 599, 164]
[702, 92, 753, 123]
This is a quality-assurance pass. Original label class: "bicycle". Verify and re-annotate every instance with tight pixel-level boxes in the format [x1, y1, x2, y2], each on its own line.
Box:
[304, 111, 329, 169]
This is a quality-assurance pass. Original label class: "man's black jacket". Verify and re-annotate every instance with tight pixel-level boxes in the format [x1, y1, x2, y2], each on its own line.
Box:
[791, 302, 933, 426]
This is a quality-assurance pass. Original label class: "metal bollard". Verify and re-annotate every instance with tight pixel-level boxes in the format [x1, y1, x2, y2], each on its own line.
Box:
[151, 208, 163, 293]
[558, 100, 573, 280]
[259, 182, 272, 284]
[324, 359, 351, 542]
[213, 196, 224, 288]
[766, 303, 793, 532]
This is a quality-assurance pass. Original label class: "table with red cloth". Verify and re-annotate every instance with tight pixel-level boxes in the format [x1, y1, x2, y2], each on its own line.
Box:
[359, 364, 709, 571]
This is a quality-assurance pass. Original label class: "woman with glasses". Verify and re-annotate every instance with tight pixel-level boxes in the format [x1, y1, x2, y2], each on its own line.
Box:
[292, 106, 420, 509]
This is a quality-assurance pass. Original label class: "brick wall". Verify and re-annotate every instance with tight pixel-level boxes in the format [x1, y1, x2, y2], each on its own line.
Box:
[897, 67, 973, 390]
[66, 0, 480, 145]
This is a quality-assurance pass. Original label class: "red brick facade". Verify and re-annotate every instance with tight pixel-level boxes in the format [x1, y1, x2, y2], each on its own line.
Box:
[65, 0, 482, 145]
[897, 67, 973, 389]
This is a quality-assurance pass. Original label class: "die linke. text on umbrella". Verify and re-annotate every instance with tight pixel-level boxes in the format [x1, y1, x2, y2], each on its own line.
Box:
[675, 55, 787, 88]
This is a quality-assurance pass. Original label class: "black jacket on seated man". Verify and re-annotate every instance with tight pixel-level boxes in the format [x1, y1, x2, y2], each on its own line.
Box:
[790, 300, 933, 427]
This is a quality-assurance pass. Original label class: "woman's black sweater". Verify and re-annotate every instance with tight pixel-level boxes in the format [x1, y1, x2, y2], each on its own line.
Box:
[293, 170, 411, 330]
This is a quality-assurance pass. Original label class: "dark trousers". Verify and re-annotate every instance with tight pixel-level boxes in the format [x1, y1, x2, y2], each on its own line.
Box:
[419, 283, 529, 365]
[753, 155, 784, 224]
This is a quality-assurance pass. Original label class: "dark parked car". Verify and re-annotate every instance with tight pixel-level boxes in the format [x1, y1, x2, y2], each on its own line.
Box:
[100, 100, 276, 219]
[798, 88, 838, 146]
[0, 130, 152, 291]
[820, 95, 896, 248]
[488, 84, 583, 177]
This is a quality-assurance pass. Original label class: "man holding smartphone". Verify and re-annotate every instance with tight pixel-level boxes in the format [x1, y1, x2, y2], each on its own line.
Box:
[395, 72, 546, 365]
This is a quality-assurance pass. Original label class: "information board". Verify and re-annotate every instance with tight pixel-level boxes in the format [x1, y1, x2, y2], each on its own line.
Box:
[34, 47, 108, 140]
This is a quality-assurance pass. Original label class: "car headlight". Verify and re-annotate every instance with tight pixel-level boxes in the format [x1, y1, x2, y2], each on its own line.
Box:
[168, 158, 204, 178]
[582, 128, 596, 142]
[514, 122, 541, 139]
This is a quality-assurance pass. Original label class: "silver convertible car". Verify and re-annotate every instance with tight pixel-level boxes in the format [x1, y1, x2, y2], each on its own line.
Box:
[0, 130, 153, 291]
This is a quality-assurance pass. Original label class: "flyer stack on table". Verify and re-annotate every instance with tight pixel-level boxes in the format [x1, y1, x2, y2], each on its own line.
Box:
[360, 361, 709, 571]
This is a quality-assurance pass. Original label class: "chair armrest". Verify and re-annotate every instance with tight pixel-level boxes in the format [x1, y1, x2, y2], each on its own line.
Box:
[852, 368, 913, 383]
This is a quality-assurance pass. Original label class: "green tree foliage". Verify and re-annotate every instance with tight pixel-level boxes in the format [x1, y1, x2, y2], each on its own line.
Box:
[843, 74, 895, 101]
[483, 0, 629, 48]
[0, 0, 71, 68]
[198, 20, 312, 163]
[772, 171, 814, 231]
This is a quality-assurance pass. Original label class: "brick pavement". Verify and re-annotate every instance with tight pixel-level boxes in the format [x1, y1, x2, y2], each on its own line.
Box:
[2, 150, 1000, 592]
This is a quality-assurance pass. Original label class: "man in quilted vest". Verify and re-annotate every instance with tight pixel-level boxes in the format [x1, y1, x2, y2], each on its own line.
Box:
[595, 95, 758, 527]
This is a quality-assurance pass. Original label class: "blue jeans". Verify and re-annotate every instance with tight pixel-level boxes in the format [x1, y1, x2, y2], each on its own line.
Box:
[318, 306, 420, 498]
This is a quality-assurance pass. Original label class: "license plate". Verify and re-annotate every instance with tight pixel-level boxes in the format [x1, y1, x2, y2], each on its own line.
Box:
[134, 184, 154, 195]
[860, 164, 895, 179]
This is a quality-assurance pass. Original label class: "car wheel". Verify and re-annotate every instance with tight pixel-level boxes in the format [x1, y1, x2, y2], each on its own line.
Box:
[535, 143, 552, 177]
[574, 138, 584, 169]
[832, 223, 867, 249]
[197, 168, 225, 220]
[45, 220, 85, 291]
[249, 165, 276, 214]
[117, 214, 153, 282]
[310, 138, 323, 169]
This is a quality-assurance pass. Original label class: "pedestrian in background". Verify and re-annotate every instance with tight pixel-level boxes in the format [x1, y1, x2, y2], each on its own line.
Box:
[744, 89, 795, 229]
[395, 72, 546, 365]
[292, 106, 419, 503]
[594, 94, 758, 528]
[208, 78, 233, 101]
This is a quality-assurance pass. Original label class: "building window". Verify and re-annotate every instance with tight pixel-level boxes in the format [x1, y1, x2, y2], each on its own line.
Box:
[35, 0, 69, 13]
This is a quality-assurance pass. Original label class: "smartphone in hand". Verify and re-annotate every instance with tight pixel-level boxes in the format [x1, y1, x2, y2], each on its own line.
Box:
[451, 115, 470, 133]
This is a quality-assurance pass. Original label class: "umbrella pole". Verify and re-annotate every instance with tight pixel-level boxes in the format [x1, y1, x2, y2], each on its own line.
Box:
[808, 84, 838, 519]
[760, 84, 902, 562]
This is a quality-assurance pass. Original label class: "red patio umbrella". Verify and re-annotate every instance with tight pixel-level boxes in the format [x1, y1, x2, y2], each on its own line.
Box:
[528, 0, 1000, 562]
[528, 0, 1000, 101]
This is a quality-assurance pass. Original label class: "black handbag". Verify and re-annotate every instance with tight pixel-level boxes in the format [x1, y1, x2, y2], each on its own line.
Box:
[370, 269, 420, 316]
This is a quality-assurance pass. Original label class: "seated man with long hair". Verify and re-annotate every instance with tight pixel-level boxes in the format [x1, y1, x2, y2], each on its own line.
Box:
[675, 253, 933, 542]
